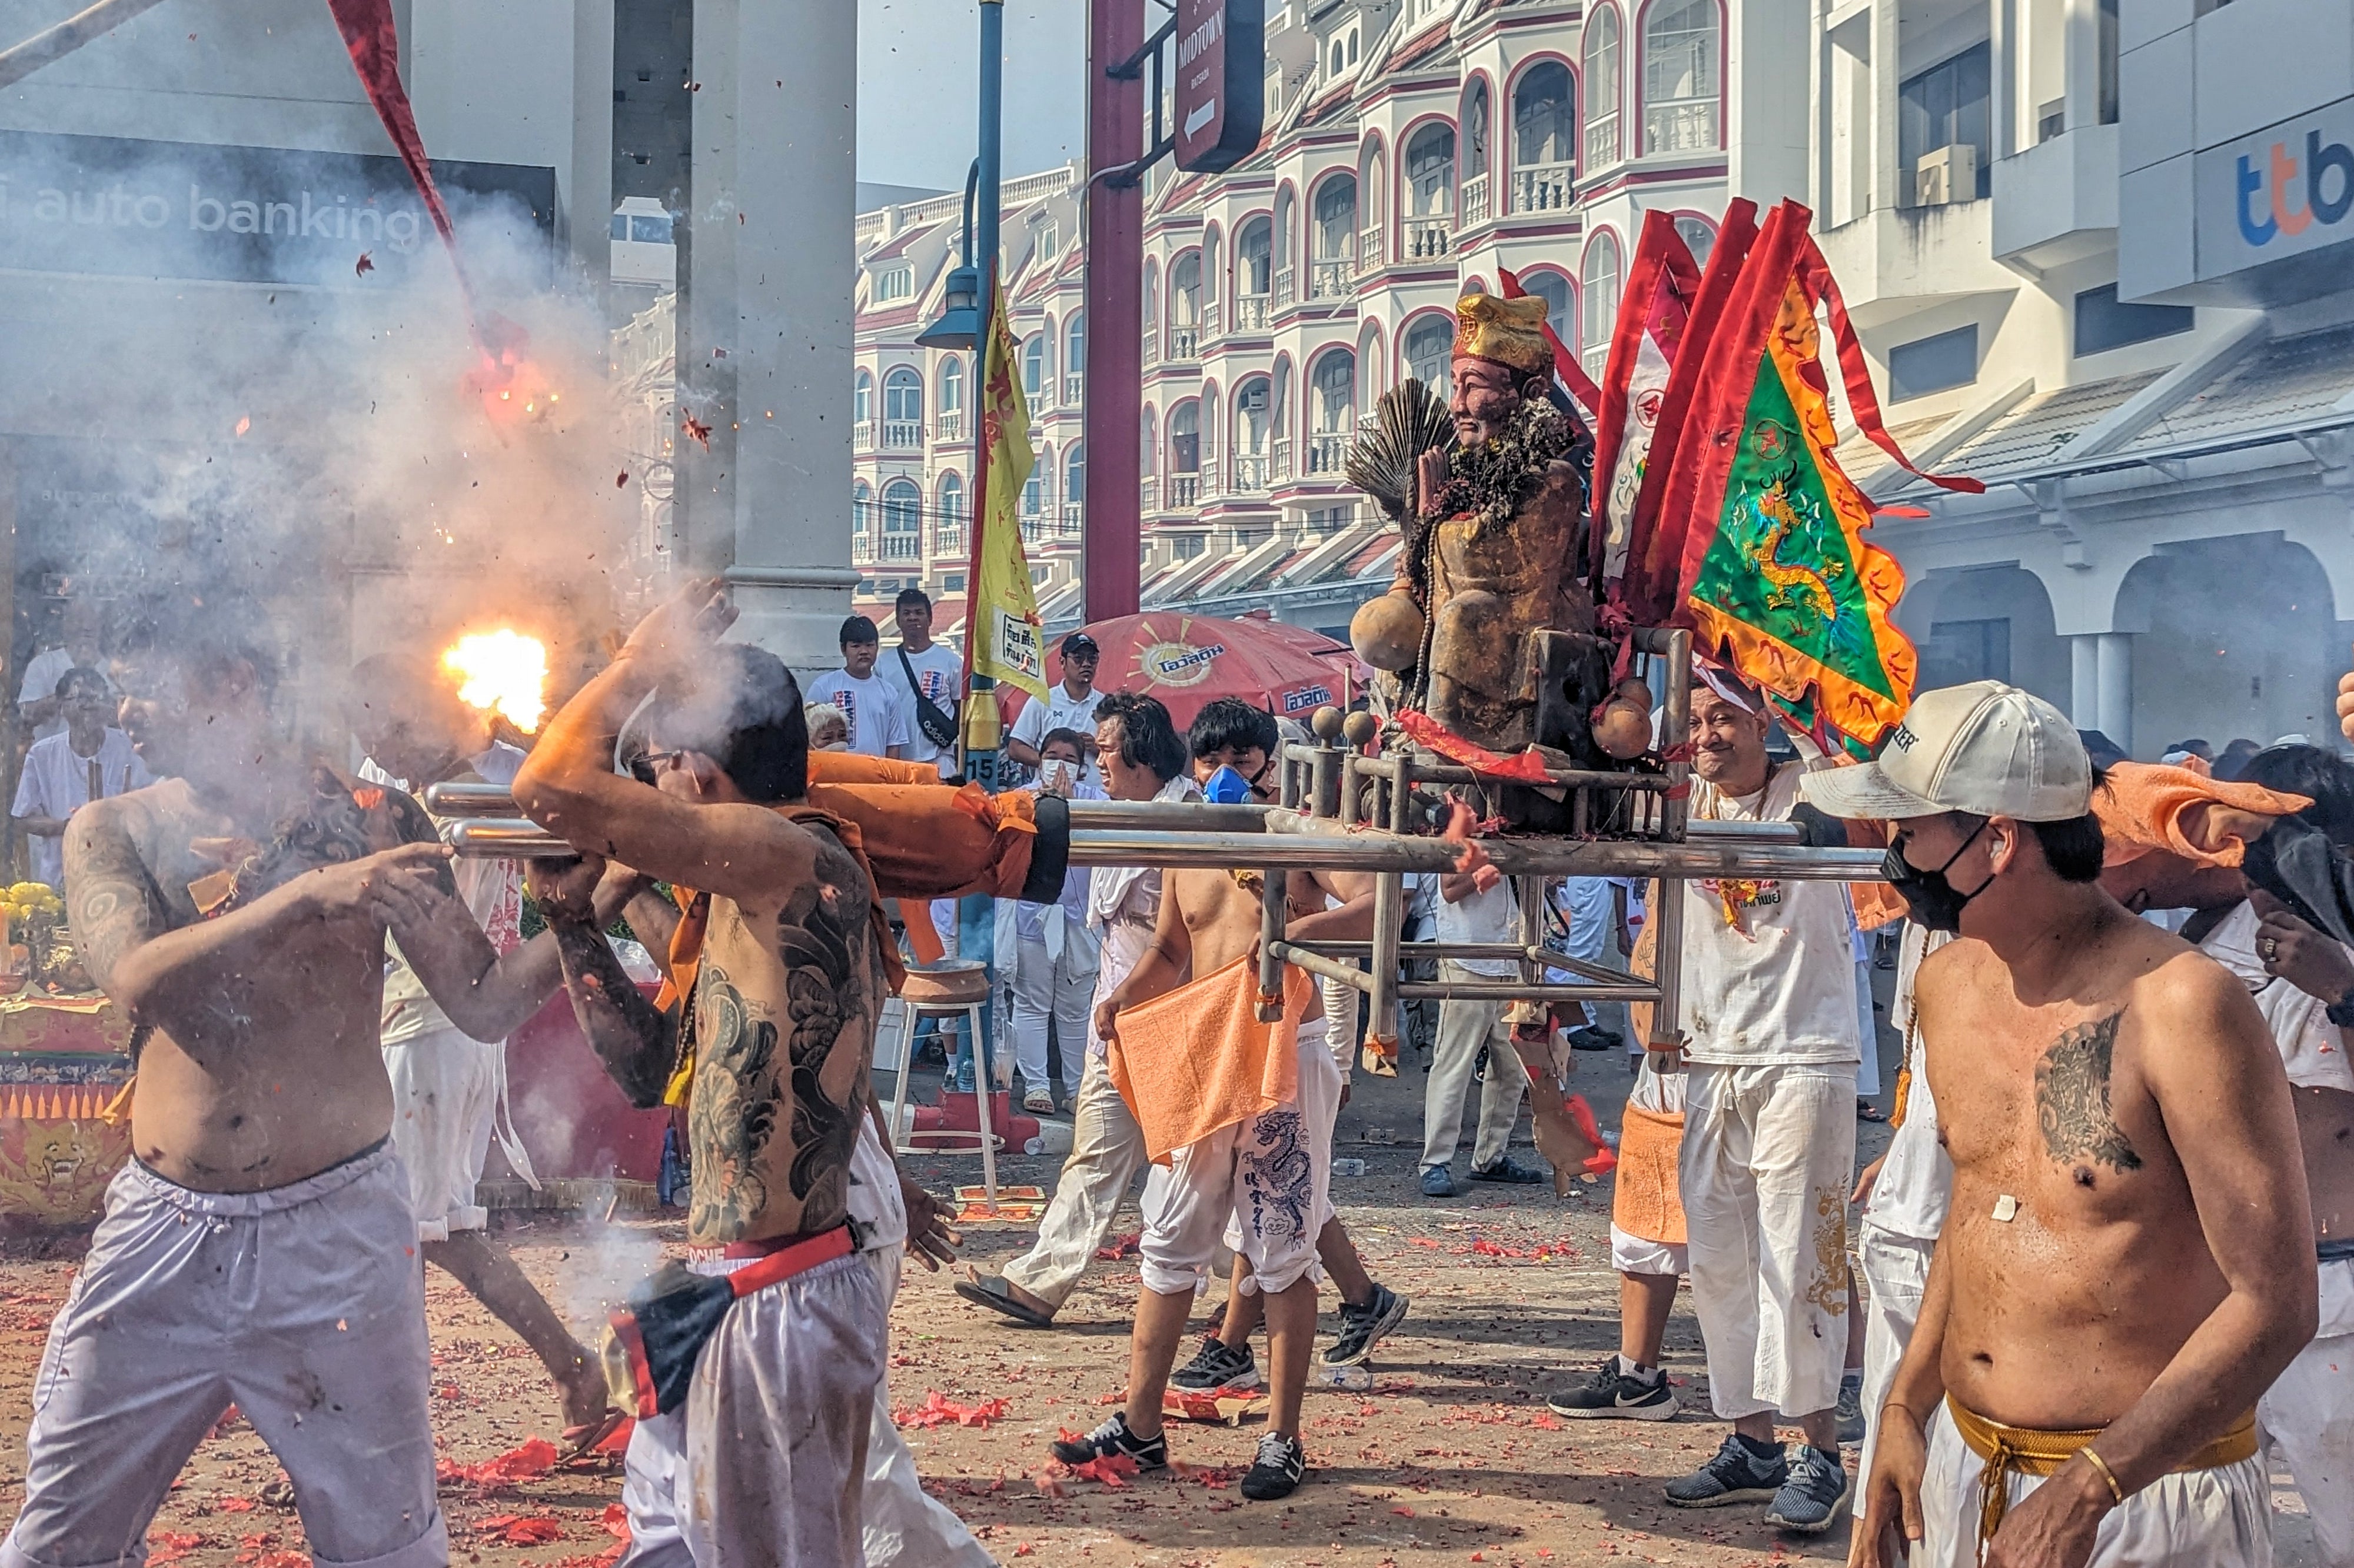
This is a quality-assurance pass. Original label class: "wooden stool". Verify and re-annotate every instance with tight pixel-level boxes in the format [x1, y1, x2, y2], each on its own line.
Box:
[882, 960, 999, 1204]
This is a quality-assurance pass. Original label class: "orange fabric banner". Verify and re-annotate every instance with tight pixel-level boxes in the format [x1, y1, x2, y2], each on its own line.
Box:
[1106, 958, 1315, 1164]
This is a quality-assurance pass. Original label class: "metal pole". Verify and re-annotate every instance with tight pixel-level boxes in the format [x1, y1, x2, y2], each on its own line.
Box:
[1081, 0, 1143, 619]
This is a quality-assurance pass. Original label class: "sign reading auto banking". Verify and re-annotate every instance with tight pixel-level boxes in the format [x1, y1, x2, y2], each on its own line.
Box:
[2199, 94, 2354, 280]
[0, 128, 554, 289]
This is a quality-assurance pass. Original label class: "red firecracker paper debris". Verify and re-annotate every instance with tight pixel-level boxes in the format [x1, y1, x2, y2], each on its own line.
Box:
[682, 415, 713, 449]
[1065, 1451, 1140, 1488]
[216, 1498, 257, 1514]
[436, 1436, 559, 1489]
[147, 1533, 205, 1566]
[893, 1391, 1010, 1430]
[1095, 1231, 1141, 1260]
[602, 1502, 631, 1542]
[593, 1417, 634, 1455]
[479, 1516, 564, 1546]
[354, 253, 374, 276]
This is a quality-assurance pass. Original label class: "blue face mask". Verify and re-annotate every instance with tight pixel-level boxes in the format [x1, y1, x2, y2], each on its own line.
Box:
[1203, 764, 1254, 805]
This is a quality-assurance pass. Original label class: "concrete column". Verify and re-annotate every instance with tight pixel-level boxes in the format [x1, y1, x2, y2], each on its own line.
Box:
[1990, 0, 2017, 159]
[683, 0, 860, 674]
[2071, 635, 2100, 729]
[2063, 0, 2100, 138]
[1871, 0, 1901, 211]
[2096, 631, 2133, 755]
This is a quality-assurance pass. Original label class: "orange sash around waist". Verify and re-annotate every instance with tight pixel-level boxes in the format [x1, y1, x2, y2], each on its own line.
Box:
[1609, 1104, 1686, 1246]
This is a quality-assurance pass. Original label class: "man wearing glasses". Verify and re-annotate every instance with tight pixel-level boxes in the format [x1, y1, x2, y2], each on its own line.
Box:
[1008, 632, 1104, 784]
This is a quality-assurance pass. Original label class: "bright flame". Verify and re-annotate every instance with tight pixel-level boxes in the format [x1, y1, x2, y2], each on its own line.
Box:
[441, 630, 548, 733]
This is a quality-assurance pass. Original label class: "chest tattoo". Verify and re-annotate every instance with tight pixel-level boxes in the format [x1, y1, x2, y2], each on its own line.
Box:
[2033, 1012, 2143, 1174]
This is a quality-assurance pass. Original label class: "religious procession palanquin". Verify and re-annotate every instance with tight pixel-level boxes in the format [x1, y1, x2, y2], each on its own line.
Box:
[0, 994, 134, 1224]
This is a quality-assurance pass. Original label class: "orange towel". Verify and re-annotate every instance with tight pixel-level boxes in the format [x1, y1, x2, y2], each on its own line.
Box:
[1611, 1104, 1687, 1246]
[1106, 957, 1315, 1163]
[2095, 763, 2310, 869]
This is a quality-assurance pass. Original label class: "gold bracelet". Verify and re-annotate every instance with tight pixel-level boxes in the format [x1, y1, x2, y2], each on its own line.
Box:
[2079, 1446, 2126, 1506]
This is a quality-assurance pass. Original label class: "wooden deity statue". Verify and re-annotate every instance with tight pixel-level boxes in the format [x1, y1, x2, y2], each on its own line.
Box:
[1349, 292, 1607, 762]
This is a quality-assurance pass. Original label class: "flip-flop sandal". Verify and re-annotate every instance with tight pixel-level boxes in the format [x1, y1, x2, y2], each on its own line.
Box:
[1856, 1100, 1888, 1123]
[955, 1274, 1054, 1328]
[560, 1408, 632, 1463]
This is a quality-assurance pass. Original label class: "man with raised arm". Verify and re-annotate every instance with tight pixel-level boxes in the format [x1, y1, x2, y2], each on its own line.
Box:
[510, 581, 890, 1566]
[5, 620, 585, 1568]
[1811, 682, 2316, 1568]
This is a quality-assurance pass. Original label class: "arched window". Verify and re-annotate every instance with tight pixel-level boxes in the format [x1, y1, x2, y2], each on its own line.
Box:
[1584, 9, 1623, 168]
[1037, 444, 1055, 512]
[939, 358, 963, 414]
[1141, 406, 1158, 477]
[1064, 444, 1085, 520]
[1311, 349, 1356, 433]
[1674, 213, 1717, 269]
[1171, 252, 1202, 324]
[853, 368, 873, 426]
[937, 472, 965, 532]
[1169, 402, 1201, 474]
[1330, 37, 1344, 76]
[1144, 261, 1162, 356]
[1022, 335, 1044, 399]
[1643, 0, 1720, 154]
[1358, 327, 1384, 408]
[1462, 79, 1491, 189]
[882, 478, 922, 560]
[1273, 187, 1296, 294]
[1022, 460, 1043, 518]
[1237, 215, 1273, 299]
[1234, 377, 1272, 456]
[1512, 62, 1575, 212]
[1348, 26, 1358, 64]
[1403, 314, 1454, 392]
[852, 478, 872, 536]
[1582, 232, 1622, 371]
[1311, 177, 1357, 299]
[1521, 270, 1574, 347]
[1405, 122, 1456, 217]
[883, 367, 923, 438]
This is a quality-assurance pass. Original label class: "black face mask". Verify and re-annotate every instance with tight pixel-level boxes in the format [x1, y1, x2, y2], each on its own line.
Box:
[1884, 819, 1992, 934]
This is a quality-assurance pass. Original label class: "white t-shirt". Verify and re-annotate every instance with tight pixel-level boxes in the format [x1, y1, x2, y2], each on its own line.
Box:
[365, 747, 529, 1049]
[1436, 874, 1520, 978]
[2202, 901, 2354, 1094]
[803, 670, 912, 759]
[1010, 683, 1105, 780]
[17, 650, 116, 742]
[1675, 763, 1863, 1066]
[890, 642, 965, 777]
[1868, 921, 1954, 1243]
[11, 728, 149, 888]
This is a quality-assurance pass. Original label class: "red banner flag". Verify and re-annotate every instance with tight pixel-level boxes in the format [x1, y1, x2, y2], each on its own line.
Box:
[1587, 209, 1705, 591]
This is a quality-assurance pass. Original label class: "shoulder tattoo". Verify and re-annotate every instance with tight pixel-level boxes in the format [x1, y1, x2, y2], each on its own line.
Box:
[2034, 1011, 2143, 1174]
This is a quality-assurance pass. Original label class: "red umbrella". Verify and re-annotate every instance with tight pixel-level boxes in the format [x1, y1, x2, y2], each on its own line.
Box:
[1049, 612, 1354, 730]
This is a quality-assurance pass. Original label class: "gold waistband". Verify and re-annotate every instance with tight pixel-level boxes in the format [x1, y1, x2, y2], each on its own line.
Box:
[1946, 1397, 2257, 1562]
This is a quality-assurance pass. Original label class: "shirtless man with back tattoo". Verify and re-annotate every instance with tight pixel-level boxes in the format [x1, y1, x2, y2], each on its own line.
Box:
[4, 621, 590, 1568]
[511, 582, 889, 1567]
[1806, 683, 2318, 1568]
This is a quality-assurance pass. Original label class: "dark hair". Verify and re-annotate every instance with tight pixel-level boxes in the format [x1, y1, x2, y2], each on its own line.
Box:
[2075, 730, 2127, 770]
[2169, 738, 2213, 760]
[1092, 692, 1188, 784]
[2010, 763, 2109, 884]
[1039, 726, 1089, 757]
[1189, 696, 1279, 761]
[839, 615, 880, 647]
[663, 644, 808, 804]
[55, 666, 108, 702]
[895, 587, 932, 612]
[2216, 738, 2263, 780]
[2237, 745, 2354, 848]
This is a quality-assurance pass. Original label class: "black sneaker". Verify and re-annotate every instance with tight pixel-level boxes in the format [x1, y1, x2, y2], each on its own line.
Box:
[1763, 1444, 1851, 1533]
[1664, 1433, 1788, 1507]
[1239, 1431, 1306, 1500]
[1547, 1356, 1679, 1421]
[1566, 1026, 1623, 1052]
[1834, 1374, 1866, 1445]
[1469, 1154, 1545, 1184]
[1322, 1283, 1409, 1366]
[1049, 1411, 1168, 1470]
[1172, 1334, 1264, 1393]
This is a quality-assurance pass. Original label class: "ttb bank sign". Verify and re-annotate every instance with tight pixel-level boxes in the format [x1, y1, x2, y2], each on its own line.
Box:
[2200, 96, 2354, 281]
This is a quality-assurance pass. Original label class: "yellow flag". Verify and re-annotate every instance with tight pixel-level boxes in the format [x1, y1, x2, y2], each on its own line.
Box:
[970, 275, 1048, 700]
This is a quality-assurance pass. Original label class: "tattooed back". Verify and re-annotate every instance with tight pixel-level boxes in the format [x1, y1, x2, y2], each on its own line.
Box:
[683, 826, 885, 1246]
[1919, 912, 2295, 1430]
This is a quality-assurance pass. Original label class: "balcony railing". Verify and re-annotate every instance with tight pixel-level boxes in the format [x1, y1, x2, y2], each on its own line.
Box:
[1359, 224, 1385, 269]
[1059, 503, 1083, 536]
[1232, 453, 1269, 493]
[934, 410, 963, 442]
[881, 420, 924, 450]
[1020, 513, 1042, 542]
[1273, 267, 1296, 305]
[1514, 161, 1575, 213]
[1271, 437, 1292, 481]
[1062, 374, 1083, 406]
[1143, 328, 1159, 364]
[1459, 172, 1491, 228]
[1232, 294, 1270, 331]
[1166, 474, 1201, 509]
[1306, 432, 1349, 474]
[931, 524, 966, 555]
[1167, 325, 1200, 362]
[852, 532, 874, 562]
[1584, 115, 1620, 172]
[1644, 101, 1719, 156]
[879, 531, 921, 562]
[853, 423, 876, 453]
[1307, 258, 1351, 298]
[1202, 302, 1222, 338]
[1405, 217, 1452, 258]
[1141, 475, 1158, 509]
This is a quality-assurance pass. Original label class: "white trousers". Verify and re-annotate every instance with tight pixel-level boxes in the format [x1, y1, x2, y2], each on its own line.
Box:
[2, 1144, 445, 1568]
[1853, 961, 1882, 1099]
[1422, 966, 1525, 1171]
[383, 1024, 501, 1241]
[1680, 1061, 1857, 1422]
[861, 1246, 996, 1568]
[999, 1050, 1147, 1312]
[1917, 1402, 2272, 1568]
[1853, 1221, 1935, 1518]
[621, 1250, 889, 1568]
[1140, 1032, 1341, 1299]
[2260, 1255, 2354, 1567]
[1009, 931, 1095, 1095]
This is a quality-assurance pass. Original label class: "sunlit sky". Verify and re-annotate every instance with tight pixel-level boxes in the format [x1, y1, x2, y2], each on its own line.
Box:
[857, 0, 1090, 192]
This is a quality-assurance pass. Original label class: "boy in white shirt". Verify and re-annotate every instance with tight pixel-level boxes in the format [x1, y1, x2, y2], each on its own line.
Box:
[890, 590, 965, 778]
[12, 668, 149, 889]
[804, 615, 912, 760]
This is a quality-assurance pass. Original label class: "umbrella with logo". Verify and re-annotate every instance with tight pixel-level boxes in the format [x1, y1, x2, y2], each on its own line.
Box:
[1049, 612, 1355, 730]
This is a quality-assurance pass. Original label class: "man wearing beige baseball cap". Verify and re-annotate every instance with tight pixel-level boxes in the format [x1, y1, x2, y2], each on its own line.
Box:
[1807, 683, 2316, 1568]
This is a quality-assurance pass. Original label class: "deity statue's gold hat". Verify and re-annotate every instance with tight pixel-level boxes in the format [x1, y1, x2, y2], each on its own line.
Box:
[1451, 291, 1552, 375]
